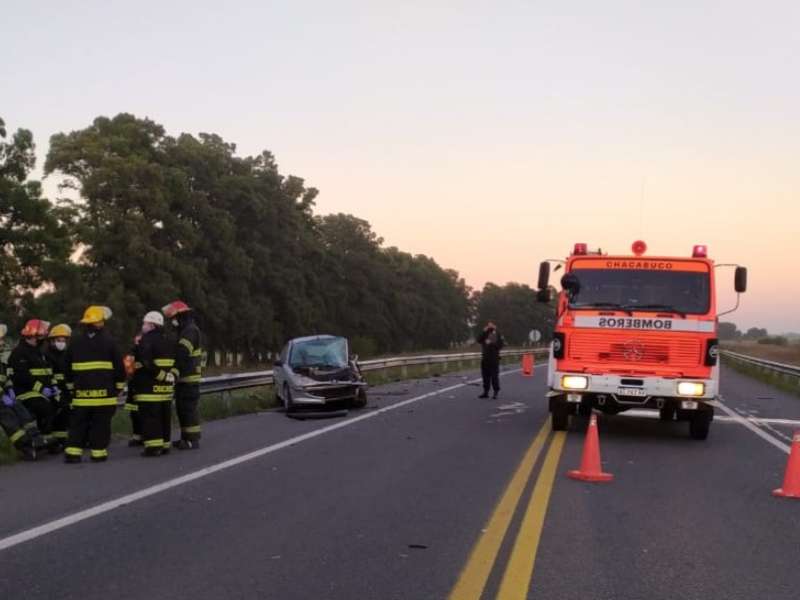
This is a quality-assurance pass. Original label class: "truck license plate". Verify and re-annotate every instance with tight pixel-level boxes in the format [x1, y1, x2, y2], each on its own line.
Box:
[617, 387, 647, 397]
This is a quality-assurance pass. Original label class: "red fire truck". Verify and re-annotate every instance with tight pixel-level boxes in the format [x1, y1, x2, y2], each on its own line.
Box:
[537, 241, 747, 439]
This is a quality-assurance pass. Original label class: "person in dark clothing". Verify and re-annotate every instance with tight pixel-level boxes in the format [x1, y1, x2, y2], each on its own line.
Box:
[131, 311, 176, 457]
[9, 319, 58, 450]
[163, 300, 204, 450]
[477, 321, 505, 399]
[124, 334, 144, 447]
[0, 324, 46, 460]
[45, 323, 73, 449]
[64, 306, 126, 463]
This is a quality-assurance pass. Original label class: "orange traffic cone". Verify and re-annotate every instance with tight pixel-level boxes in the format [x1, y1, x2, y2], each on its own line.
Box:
[567, 413, 614, 483]
[773, 432, 800, 499]
[521, 353, 534, 377]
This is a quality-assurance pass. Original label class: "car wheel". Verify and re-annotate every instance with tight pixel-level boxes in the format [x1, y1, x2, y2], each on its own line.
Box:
[283, 384, 295, 414]
[352, 388, 367, 409]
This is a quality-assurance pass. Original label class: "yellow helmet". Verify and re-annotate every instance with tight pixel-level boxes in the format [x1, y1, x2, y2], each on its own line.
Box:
[80, 305, 113, 325]
[49, 323, 72, 338]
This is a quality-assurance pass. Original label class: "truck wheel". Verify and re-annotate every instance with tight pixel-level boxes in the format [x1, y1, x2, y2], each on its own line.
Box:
[659, 406, 676, 421]
[552, 403, 569, 431]
[689, 413, 711, 440]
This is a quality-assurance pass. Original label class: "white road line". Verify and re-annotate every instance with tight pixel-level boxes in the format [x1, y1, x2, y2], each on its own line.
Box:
[0, 368, 526, 553]
[715, 398, 791, 454]
[622, 408, 800, 428]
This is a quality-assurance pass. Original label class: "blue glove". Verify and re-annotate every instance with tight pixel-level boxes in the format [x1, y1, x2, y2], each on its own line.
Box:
[2, 392, 13, 407]
[42, 386, 56, 399]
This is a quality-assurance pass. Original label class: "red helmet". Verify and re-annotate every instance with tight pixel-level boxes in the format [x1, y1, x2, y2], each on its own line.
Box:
[162, 300, 191, 319]
[21, 319, 51, 337]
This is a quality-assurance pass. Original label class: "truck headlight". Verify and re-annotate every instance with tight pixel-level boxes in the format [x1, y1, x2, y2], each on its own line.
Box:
[562, 375, 589, 390]
[677, 382, 705, 397]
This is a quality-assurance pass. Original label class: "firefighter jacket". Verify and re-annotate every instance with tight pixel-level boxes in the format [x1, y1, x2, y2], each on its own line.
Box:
[66, 328, 126, 407]
[176, 319, 203, 386]
[8, 342, 54, 402]
[46, 346, 72, 406]
[131, 329, 176, 402]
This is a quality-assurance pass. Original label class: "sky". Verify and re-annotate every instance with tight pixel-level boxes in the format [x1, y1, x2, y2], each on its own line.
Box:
[3, 1, 799, 333]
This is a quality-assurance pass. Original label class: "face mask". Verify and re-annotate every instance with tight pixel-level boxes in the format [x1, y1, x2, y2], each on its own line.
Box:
[54, 340, 67, 351]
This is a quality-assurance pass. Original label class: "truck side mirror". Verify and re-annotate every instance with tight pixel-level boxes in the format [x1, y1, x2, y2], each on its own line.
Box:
[561, 273, 581, 296]
[537, 262, 550, 291]
[735, 266, 747, 293]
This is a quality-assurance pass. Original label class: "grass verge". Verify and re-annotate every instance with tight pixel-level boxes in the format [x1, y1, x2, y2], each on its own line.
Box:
[723, 356, 800, 398]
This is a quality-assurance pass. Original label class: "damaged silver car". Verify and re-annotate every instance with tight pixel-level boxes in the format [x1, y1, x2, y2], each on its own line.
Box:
[273, 335, 368, 414]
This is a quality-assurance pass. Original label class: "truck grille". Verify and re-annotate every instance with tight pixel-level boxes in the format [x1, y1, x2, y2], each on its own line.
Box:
[568, 332, 702, 368]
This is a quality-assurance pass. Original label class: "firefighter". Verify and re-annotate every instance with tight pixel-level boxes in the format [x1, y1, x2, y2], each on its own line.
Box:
[46, 323, 72, 449]
[9, 319, 59, 450]
[163, 300, 203, 449]
[0, 324, 46, 460]
[64, 306, 126, 463]
[124, 334, 143, 447]
[131, 311, 176, 457]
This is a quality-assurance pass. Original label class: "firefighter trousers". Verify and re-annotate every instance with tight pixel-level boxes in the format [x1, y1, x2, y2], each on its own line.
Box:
[139, 400, 172, 451]
[0, 403, 39, 450]
[175, 384, 201, 441]
[65, 405, 116, 459]
[22, 396, 55, 436]
[125, 399, 142, 442]
[51, 400, 71, 442]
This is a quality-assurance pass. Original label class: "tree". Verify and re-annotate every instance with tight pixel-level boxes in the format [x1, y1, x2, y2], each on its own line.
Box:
[0, 116, 70, 325]
[744, 327, 768, 340]
[472, 283, 555, 346]
[718, 322, 741, 340]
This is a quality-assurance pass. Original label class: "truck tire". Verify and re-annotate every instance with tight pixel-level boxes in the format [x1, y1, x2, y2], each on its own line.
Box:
[689, 412, 711, 440]
[552, 403, 569, 431]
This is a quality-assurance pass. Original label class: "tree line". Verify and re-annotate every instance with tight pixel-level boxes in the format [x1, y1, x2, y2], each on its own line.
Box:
[1, 114, 554, 361]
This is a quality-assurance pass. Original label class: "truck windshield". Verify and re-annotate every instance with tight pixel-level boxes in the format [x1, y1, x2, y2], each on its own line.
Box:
[568, 269, 711, 315]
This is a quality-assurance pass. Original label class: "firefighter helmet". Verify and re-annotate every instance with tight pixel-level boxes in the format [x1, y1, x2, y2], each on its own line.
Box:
[143, 311, 164, 327]
[21, 319, 51, 337]
[49, 323, 73, 339]
[80, 305, 113, 325]
[162, 300, 191, 319]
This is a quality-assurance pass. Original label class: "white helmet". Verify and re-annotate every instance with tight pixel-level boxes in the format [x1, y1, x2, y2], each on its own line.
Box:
[143, 311, 164, 327]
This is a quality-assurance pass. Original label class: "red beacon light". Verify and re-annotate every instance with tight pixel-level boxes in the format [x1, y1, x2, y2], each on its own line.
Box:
[631, 240, 647, 256]
[692, 244, 708, 258]
[573, 243, 588, 255]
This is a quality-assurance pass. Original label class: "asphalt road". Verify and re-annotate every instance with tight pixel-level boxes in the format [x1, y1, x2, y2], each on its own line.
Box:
[0, 364, 798, 599]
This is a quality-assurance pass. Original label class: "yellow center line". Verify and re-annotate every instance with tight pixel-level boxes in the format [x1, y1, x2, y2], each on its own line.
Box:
[496, 430, 567, 600]
[448, 419, 552, 600]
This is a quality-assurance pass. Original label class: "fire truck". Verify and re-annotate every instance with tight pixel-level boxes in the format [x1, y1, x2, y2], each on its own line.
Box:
[537, 241, 747, 439]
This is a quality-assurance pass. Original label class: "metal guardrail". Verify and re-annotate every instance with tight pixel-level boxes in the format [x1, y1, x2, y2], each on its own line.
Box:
[721, 350, 800, 379]
[199, 348, 549, 396]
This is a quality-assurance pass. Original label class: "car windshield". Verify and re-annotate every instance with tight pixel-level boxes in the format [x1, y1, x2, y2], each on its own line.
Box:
[289, 337, 348, 369]
[568, 268, 711, 315]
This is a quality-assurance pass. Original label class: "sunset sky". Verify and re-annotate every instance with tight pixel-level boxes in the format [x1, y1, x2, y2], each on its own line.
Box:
[4, 1, 798, 332]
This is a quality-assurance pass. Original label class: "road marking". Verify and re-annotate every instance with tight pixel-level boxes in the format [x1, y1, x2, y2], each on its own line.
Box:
[715, 398, 790, 454]
[447, 419, 551, 600]
[0, 369, 527, 553]
[621, 409, 800, 427]
[496, 431, 566, 600]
